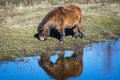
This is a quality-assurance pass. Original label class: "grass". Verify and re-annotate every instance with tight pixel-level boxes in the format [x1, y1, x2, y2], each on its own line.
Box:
[0, 3, 120, 61]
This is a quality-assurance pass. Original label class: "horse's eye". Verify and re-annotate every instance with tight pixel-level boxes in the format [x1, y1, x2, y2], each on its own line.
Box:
[40, 27, 42, 28]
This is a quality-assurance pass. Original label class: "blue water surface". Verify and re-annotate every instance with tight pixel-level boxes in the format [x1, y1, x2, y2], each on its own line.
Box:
[0, 56, 52, 80]
[69, 39, 120, 80]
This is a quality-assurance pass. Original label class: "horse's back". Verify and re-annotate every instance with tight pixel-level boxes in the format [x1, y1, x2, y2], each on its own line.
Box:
[63, 5, 82, 28]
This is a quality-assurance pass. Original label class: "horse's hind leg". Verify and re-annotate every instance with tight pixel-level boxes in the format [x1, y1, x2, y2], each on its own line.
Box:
[77, 23, 85, 39]
[73, 25, 79, 40]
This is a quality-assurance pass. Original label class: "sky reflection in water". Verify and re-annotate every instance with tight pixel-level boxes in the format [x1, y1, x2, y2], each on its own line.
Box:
[69, 39, 120, 80]
[0, 39, 120, 80]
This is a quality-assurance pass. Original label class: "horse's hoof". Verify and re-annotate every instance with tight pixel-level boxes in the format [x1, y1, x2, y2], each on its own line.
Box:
[82, 36, 86, 40]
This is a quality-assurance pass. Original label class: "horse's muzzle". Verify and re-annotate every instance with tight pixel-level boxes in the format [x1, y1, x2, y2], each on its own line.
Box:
[39, 36, 47, 41]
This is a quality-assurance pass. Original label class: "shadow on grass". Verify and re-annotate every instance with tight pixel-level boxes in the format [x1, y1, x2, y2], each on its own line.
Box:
[34, 28, 74, 41]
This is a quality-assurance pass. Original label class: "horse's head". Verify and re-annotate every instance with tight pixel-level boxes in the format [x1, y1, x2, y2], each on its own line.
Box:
[37, 25, 50, 41]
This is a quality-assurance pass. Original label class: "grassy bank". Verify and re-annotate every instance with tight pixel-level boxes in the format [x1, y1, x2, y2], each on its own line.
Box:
[0, 3, 120, 61]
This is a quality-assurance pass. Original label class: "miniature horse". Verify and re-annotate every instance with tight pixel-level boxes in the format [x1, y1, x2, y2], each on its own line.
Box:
[37, 4, 85, 42]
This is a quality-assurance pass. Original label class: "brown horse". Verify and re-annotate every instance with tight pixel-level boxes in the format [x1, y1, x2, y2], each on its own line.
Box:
[37, 4, 85, 42]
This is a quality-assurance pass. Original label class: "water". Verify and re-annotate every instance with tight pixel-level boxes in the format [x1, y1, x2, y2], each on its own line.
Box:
[0, 39, 120, 80]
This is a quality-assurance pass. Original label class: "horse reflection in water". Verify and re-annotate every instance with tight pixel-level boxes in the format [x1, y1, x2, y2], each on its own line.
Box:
[38, 51, 83, 80]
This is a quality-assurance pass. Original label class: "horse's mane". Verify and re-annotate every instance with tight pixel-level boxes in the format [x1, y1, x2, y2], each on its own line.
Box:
[38, 6, 64, 27]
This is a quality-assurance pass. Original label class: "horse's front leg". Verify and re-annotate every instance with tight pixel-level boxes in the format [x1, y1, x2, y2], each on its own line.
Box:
[59, 27, 65, 42]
